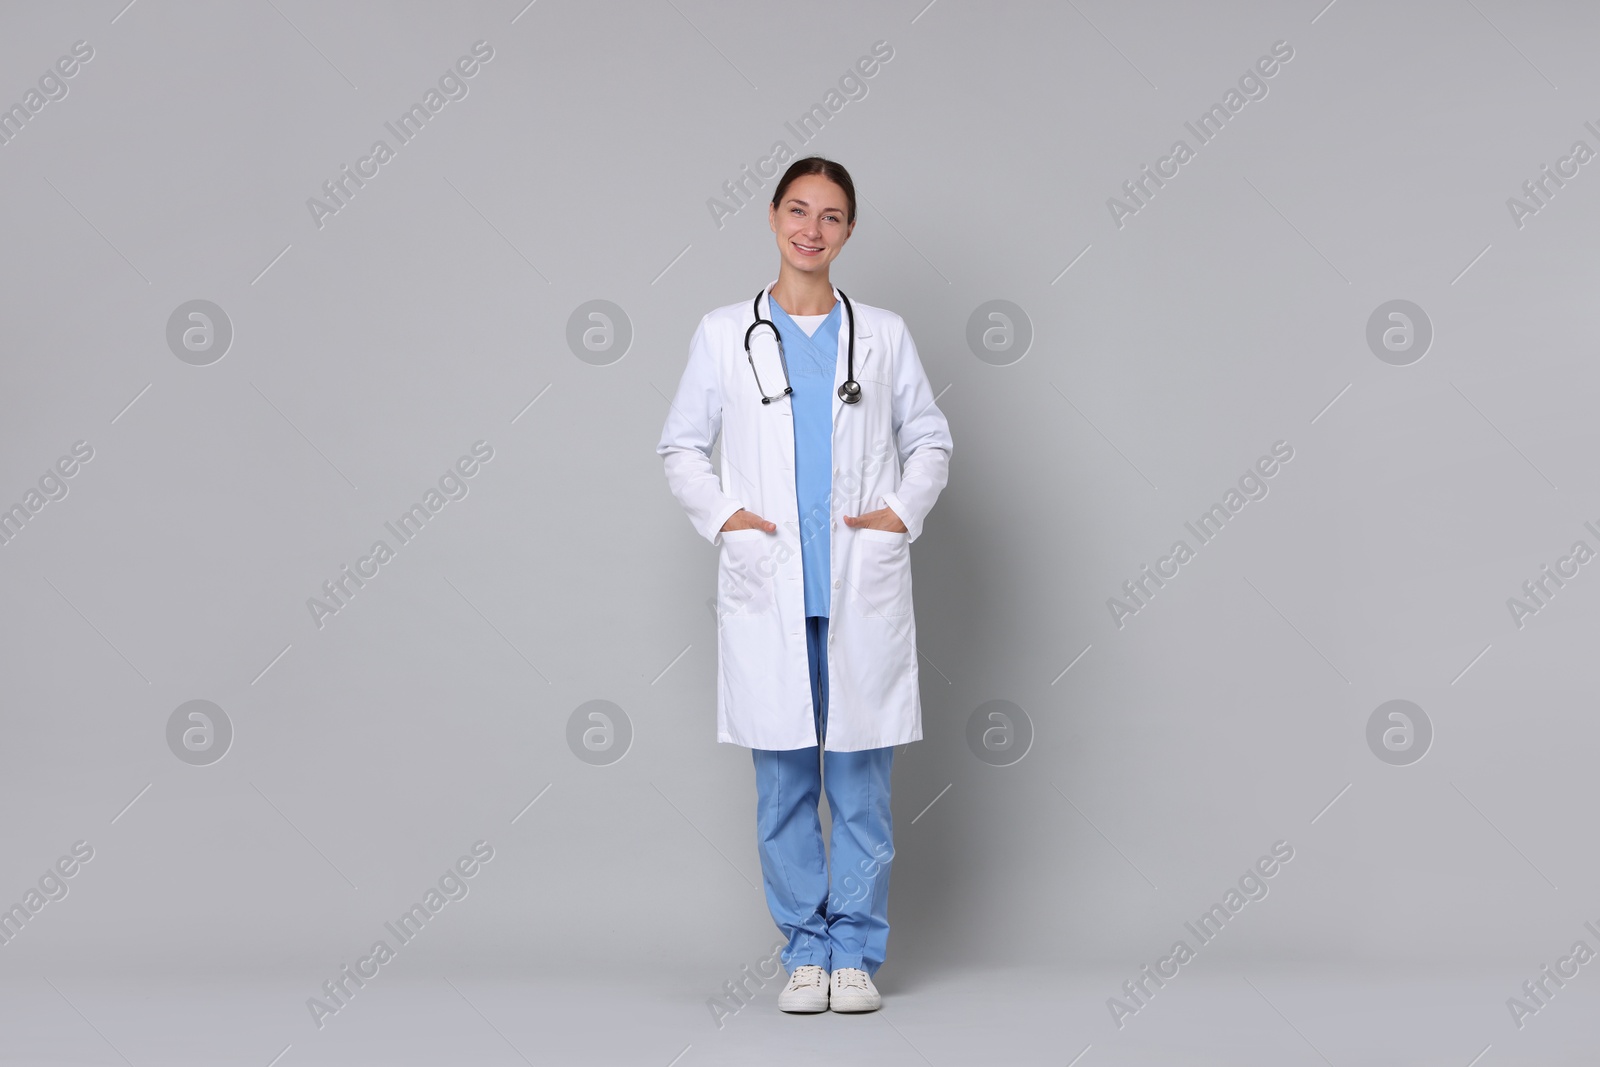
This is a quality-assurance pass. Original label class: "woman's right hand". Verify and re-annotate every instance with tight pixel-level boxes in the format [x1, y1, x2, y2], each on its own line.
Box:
[720, 508, 777, 534]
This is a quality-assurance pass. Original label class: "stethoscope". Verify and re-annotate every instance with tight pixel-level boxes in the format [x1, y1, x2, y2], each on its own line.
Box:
[743, 286, 861, 406]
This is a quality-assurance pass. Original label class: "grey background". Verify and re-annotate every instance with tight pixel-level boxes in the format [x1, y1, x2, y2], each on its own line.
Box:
[2, 1, 1597, 1064]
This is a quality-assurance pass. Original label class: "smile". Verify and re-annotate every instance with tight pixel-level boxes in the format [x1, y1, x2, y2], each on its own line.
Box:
[793, 242, 824, 256]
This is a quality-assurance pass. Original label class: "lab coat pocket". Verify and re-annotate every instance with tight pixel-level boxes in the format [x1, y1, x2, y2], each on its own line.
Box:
[850, 527, 912, 617]
[717, 528, 777, 618]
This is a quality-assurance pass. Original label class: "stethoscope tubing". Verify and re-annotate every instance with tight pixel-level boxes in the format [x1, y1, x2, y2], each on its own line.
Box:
[746, 286, 861, 406]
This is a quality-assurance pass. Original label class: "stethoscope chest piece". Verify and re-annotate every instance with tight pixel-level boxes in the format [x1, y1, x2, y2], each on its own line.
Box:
[837, 378, 862, 404]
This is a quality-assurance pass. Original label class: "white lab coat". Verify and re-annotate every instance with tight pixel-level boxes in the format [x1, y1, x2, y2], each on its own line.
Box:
[657, 283, 953, 751]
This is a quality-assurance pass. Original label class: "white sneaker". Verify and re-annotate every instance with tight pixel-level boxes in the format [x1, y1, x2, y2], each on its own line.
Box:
[828, 967, 881, 1012]
[777, 964, 830, 1013]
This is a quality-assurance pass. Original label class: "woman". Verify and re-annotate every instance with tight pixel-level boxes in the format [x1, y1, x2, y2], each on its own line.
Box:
[657, 157, 952, 1014]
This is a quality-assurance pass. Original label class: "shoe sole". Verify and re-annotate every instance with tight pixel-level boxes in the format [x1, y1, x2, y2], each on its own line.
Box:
[828, 996, 881, 1013]
[778, 996, 829, 1013]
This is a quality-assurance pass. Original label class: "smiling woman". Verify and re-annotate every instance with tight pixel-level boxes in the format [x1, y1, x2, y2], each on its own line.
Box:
[658, 156, 953, 1015]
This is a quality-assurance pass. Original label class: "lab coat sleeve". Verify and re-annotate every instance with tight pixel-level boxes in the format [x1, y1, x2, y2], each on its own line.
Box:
[657, 314, 746, 545]
[881, 318, 952, 544]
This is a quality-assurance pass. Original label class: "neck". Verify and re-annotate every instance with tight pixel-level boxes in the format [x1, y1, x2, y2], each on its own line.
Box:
[770, 266, 836, 317]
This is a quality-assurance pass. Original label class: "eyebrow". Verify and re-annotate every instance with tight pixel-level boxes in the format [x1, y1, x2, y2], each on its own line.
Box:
[785, 197, 846, 214]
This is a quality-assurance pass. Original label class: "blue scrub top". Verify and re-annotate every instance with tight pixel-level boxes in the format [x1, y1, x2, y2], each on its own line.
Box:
[769, 300, 841, 618]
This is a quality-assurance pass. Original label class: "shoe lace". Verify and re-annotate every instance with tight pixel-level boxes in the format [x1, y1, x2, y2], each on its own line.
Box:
[834, 968, 870, 990]
[789, 965, 826, 989]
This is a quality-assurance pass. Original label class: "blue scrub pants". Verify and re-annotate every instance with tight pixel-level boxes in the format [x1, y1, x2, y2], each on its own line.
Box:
[751, 615, 896, 976]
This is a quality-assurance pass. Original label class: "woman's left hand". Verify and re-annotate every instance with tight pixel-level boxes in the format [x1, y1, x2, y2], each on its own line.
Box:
[842, 507, 907, 533]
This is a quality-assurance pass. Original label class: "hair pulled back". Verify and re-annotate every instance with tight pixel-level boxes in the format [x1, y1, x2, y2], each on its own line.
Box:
[770, 157, 856, 225]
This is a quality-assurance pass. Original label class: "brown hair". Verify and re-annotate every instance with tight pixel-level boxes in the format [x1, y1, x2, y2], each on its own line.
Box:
[770, 157, 856, 225]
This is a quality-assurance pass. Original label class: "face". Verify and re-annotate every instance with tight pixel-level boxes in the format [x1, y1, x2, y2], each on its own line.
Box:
[769, 173, 855, 276]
